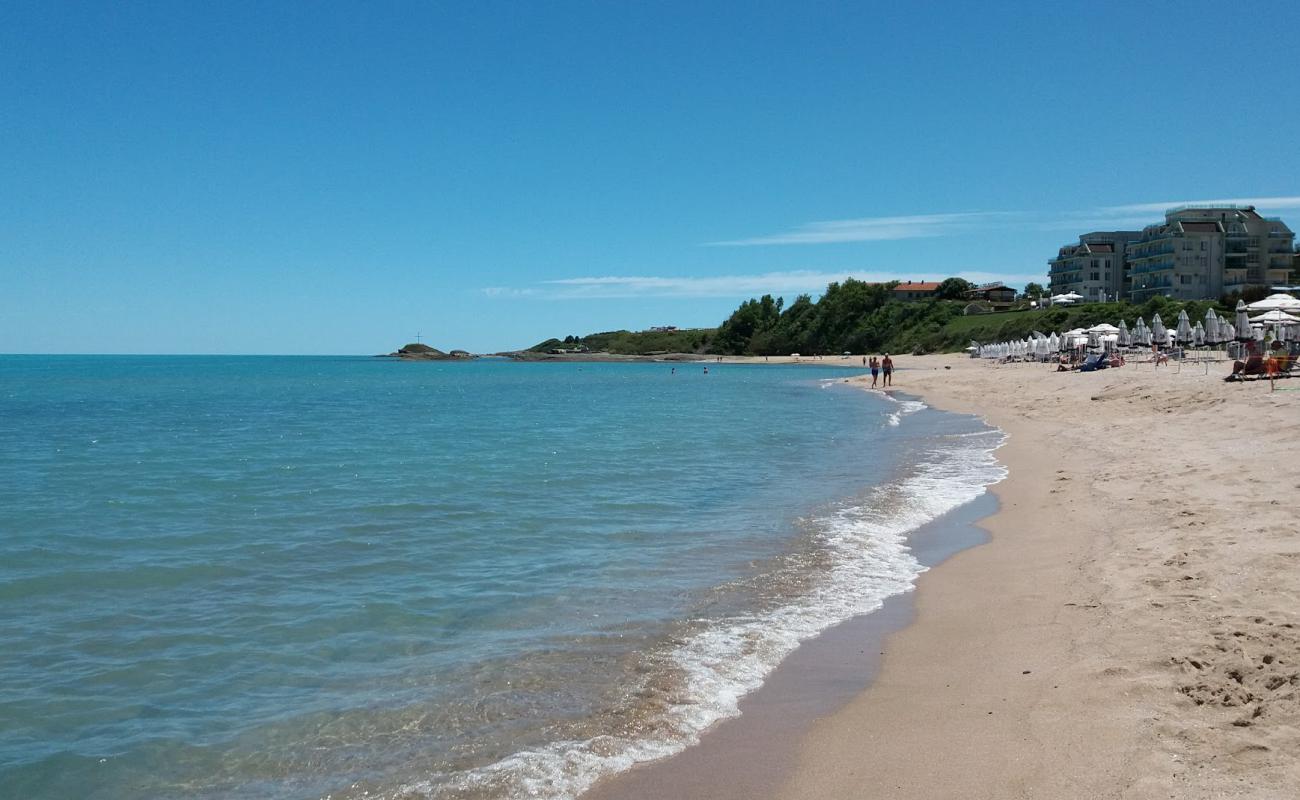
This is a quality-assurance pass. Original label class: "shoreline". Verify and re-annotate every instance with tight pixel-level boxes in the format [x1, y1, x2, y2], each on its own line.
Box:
[581, 384, 1006, 800]
[778, 354, 1300, 799]
[583, 491, 998, 800]
[586, 353, 1300, 800]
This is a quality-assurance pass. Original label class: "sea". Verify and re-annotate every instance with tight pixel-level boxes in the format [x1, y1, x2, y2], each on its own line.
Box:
[0, 356, 1005, 800]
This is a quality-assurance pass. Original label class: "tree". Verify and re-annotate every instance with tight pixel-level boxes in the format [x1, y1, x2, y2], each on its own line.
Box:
[935, 277, 973, 300]
[1022, 282, 1045, 299]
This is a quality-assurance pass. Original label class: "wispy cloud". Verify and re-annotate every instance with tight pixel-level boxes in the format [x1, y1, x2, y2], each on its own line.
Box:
[1104, 196, 1300, 214]
[538, 271, 864, 298]
[483, 269, 1044, 300]
[710, 196, 1300, 246]
[707, 212, 1010, 246]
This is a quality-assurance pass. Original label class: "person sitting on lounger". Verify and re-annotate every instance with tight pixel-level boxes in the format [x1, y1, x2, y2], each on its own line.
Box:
[1228, 341, 1265, 380]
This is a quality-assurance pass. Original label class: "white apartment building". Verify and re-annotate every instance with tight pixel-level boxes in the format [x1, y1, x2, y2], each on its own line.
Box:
[1047, 231, 1142, 301]
[1127, 206, 1294, 301]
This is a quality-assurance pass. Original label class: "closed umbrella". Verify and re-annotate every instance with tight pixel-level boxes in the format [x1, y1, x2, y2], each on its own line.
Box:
[1203, 308, 1221, 345]
[1151, 313, 1167, 348]
[1193, 321, 1204, 347]
[1235, 300, 1253, 342]
[1176, 310, 1193, 345]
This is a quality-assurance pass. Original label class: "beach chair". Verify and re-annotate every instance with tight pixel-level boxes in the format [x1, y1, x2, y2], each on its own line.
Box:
[1079, 353, 1109, 372]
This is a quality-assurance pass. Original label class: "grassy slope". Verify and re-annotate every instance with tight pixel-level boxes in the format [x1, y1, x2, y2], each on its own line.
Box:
[905, 300, 1225, 352]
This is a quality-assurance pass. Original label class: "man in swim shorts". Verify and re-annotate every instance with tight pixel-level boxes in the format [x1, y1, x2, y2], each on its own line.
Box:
[881, 353, 894, 386]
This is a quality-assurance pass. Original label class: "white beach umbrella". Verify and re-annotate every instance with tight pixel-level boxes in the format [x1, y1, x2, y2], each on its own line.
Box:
[1203, 308, 1221, 345]
[1193, 322, 1205, 347]
[1134, 316, 1148, 346]
[1176, 309, 1193, 345]
[1235, 300, 1253, 342]
[1248, 310, 1300, 325]
[1117, 320, 1131, 347]
[1087, 323, 1120, 334]
[1245, 293, 1300, 313]
[1151, 313, 1167, 347]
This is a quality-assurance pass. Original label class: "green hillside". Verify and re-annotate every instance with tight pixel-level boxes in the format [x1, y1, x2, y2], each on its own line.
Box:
[529, 328, 716, 355]
[706, 279, 1235, 355]
[528, 279, 1245, 358]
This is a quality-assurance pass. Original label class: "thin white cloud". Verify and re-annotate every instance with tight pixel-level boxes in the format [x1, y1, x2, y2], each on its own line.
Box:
[1103, 196, 1300, 214]
[708, 212, 1009, 246]
[483, 269, 1043, 300]
[710, 196, 1300, 246]
[541, 271, 870, 298]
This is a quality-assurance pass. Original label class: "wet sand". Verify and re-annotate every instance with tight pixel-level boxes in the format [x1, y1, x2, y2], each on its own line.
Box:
[583, 493, 996, 800]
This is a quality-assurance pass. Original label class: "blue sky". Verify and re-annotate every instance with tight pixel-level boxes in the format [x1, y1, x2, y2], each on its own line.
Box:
[3, 1, 1298, 354]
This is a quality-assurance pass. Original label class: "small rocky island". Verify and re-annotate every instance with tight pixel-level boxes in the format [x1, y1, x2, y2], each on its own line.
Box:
[379, 343, 476, 361]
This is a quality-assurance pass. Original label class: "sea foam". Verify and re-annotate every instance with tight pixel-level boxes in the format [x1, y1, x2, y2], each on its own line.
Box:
[406, 417, 1007, 800]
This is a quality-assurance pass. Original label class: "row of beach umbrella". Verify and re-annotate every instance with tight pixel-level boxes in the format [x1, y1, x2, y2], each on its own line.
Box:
[973, 295, 1300, 361]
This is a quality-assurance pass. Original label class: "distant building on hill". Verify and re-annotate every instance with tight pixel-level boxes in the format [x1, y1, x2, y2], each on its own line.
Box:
[1047, 206, 1294, 303]
[963, 282, 1017, 305]
[1048, 231, 1142, 302]
[892, 280, 941, 300]
[1129, 206, 1294, 301]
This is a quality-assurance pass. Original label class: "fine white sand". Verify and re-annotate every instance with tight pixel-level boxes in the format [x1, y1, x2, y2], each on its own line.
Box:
[777, 353, 1300, 799]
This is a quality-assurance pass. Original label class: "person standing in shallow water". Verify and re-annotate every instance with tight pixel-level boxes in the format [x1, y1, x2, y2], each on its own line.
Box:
[881, 353, 894, 386]
[869, 356, 880, 388]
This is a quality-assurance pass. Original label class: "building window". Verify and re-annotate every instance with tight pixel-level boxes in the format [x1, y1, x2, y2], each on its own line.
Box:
[1201, 240, 1207, 251]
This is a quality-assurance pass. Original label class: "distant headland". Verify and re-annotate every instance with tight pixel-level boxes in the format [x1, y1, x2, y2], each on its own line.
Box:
[379, 343, 476, 361]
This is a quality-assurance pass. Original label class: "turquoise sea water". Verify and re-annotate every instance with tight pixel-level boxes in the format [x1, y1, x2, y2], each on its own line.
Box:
[0, 356, 1003, 799]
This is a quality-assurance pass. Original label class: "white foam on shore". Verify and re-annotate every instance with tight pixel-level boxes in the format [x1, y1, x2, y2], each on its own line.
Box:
[877, 391, 926, 426]
[402, 422, 1006, 800]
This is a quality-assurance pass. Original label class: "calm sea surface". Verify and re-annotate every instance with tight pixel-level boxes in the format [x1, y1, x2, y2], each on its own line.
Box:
[0, 356, 1003, 799]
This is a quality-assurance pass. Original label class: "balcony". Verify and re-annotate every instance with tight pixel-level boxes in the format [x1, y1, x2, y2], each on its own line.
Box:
[1130, 262, 1174, 275]
[1129, 246, 1175, 259]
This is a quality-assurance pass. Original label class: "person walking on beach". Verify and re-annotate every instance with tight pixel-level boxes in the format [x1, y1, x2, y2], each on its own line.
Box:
[881, 353, 894, 386]
[869, 356, 880, 387]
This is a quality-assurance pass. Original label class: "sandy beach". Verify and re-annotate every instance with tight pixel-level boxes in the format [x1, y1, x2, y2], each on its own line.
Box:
[589, 352, 1300, 799]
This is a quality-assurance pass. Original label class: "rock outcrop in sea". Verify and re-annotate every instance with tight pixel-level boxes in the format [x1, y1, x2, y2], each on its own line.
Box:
[380, 343, 476, 360]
